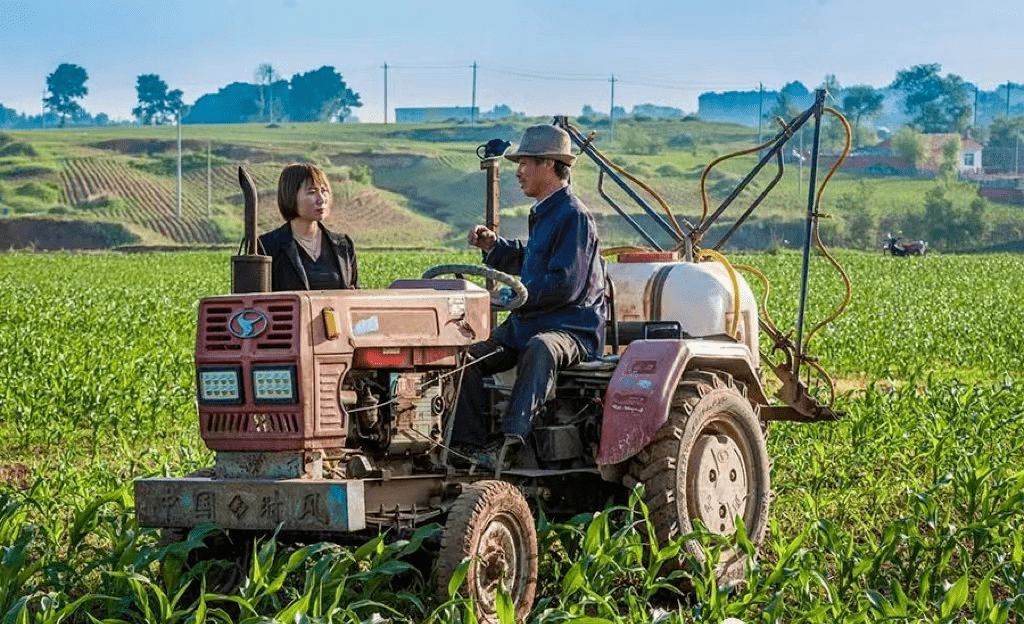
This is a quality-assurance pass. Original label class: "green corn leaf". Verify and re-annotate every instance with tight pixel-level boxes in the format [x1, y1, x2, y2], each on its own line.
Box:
[447, 558, 472, 599]
[562, 561, 584, 596]
[940, 574, 969, 619]
[974, 570, 994, 617]
[495, 583, 515, 624]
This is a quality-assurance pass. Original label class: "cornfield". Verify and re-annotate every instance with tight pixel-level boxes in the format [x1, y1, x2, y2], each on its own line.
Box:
[0, 249, 1022, 622]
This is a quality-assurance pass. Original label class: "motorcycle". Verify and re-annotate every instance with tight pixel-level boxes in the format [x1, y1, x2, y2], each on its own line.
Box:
[884, 233, 927, 256]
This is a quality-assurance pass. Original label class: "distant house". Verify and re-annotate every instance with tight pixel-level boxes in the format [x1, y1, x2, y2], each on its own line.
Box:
[395, 106, 478, 123]
[824, 133, 982, 176]
[960, 138, 983, 173]
[915, 134, 982, 174]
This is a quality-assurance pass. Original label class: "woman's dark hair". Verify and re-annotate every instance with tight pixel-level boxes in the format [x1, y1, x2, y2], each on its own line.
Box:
[277, 163, 331, 220]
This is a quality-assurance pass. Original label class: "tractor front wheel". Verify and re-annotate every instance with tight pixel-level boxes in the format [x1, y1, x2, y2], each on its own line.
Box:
[632, 369, 771, 586]
[436, 480, 538, 623]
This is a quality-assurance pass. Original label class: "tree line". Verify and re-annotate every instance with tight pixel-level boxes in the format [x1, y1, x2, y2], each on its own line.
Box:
[6, 62, 362, 128]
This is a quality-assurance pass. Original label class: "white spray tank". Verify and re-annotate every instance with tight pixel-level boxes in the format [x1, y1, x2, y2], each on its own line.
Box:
[606, 251, 759, 371]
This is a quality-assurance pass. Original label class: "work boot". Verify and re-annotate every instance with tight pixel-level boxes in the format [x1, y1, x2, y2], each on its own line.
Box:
[469, 434, 524, 475]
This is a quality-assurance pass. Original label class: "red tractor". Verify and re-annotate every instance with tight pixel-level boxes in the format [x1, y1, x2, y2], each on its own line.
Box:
[136, 91, 847, 621]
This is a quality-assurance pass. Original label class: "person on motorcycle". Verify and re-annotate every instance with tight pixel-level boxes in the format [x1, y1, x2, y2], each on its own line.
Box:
[451, 124, 606, 468]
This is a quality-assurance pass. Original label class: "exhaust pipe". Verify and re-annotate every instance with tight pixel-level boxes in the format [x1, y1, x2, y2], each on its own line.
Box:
[231, 166, 271, 293]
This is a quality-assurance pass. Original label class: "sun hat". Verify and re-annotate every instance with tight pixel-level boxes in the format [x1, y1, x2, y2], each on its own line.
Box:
[504, 124, 576, 166]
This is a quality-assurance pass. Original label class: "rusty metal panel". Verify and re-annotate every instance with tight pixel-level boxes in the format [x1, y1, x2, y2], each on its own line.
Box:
[135, 477, 365, 532]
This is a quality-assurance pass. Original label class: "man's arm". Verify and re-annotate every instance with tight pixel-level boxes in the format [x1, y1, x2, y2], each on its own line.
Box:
[518, 211, 595, 311]
[469, 224, 525, 275]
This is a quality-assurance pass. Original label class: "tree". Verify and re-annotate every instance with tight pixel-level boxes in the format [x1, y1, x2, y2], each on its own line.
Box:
[911, 183, 988, 249]
[254, 63, 280, 123]
[987, 115, 1024, 148]
[837, 180, 877, 249]
[984, 115, 1024, 172]
[939, 136, 961, 180]
[44, 63, 88, 127]
[842, 85, 884, 147]
[287, 66, 361, 122]
[132, 74, 183, 125]
[890, 64, 971, 133]
[891, 126, 926, 170]
[819, 74, 841, 98]
[766, 91, 799, 122]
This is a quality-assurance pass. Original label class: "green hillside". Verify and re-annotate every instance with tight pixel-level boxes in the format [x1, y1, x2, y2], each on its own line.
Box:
[1, 118, 1022, 251]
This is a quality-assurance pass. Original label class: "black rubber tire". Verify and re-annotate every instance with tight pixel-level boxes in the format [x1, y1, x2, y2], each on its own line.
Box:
[422, 263, 528, 311]
[436, 480, 538, 623]
[631, 369, 771, 586]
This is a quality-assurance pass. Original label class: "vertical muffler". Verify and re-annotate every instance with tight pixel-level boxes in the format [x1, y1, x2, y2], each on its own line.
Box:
[232, 166, 271, 293]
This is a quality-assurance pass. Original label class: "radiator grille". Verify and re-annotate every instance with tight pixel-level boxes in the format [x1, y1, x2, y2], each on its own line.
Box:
[202, 412, 302, 435]
[200, 299, 298, 351]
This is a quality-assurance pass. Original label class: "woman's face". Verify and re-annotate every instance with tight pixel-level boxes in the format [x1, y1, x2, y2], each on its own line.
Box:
[294, 177, 331, 222]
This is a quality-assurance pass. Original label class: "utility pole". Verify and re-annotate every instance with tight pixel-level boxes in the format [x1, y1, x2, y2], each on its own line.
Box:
[176, 109, 182, 218]
[206, 141, 212, 218]
[1007, 81, 1011, 116]
[609, 74, 616, 143]
[471, 61, 477, 123]
[383, 63, 389, 124]
[757, 82, 764, 144]
[973, 84, 978, 128]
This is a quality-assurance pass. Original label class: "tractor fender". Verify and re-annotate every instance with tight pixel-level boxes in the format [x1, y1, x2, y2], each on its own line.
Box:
[596, 338, 766, 466]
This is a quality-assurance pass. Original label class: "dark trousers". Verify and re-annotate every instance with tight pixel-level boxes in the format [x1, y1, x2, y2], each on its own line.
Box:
[451, 325, 583, 446]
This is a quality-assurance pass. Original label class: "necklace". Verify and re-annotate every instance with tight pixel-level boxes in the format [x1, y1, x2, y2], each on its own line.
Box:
[294, 228, 321, 260]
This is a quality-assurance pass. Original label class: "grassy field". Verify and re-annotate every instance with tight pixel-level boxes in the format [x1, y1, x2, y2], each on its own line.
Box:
[0, 248, 1022, 622]
[4, 117, 1023, 252]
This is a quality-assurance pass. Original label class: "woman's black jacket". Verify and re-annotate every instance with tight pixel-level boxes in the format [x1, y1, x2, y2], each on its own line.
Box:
[258, 222, 359, 291]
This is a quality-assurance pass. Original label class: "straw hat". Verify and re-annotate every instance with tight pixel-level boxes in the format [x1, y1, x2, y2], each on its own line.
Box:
[504, 124, 576, 166]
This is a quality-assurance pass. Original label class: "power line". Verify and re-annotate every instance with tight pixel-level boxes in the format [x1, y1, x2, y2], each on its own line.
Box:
[484, 66, 608, 83]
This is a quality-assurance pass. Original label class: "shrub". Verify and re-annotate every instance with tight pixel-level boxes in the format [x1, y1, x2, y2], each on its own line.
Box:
[79, 194, 127, 212]
[348, 164, 373, 185]
[0, 160, 58, 176]
[655, 163, 686, 177]
[617, 126, 665, 155]
[15, 181, 60, 203]
[0, 142, 38, 158]
[667, 133, 694, 149]
[210, 214, 243, 243]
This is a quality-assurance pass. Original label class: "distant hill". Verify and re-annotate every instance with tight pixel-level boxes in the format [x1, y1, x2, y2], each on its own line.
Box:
[2, 118, 1023, 253]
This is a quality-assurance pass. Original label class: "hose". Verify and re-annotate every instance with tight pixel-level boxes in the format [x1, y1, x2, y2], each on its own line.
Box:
[696, 248, 741, 337]
[732, 263, 781, 337]
[802, 107, 854, 350]
[566, 122, 688, 240]
[697, 130, 790, 231]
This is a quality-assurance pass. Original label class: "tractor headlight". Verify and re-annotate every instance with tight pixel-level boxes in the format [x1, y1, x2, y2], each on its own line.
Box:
[198, 367, 243, 404]
[252, 365, 298, 404]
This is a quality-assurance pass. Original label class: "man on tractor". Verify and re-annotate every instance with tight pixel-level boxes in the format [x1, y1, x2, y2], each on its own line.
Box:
[451, 124, 606, 468]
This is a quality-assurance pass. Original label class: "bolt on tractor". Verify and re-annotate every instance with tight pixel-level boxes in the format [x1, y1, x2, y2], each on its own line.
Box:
[136, 89, 853, 621]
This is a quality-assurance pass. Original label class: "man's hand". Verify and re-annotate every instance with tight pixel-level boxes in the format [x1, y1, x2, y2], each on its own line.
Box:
[467, 225, 497, 251]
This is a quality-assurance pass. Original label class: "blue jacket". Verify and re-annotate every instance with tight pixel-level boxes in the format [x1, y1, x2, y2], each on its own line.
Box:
[486, 186, 606, 358]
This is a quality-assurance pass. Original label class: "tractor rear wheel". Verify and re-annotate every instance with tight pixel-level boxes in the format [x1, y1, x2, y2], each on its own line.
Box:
[632, 369, 770, 586]
[436, 480, 538, 623]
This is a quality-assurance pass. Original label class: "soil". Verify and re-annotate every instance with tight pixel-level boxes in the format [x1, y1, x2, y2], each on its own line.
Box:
[0, 463, 31, 490]
[0, 217, 137, 250]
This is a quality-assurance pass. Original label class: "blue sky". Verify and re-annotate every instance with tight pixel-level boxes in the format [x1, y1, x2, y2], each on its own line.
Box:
[1, 0, 1022, 123]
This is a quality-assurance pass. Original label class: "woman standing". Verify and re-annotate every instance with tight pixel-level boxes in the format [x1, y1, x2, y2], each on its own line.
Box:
[259, 163, 358, 290]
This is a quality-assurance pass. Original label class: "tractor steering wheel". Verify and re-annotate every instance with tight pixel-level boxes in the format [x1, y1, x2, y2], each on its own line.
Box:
[421, 264, 528, 312]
